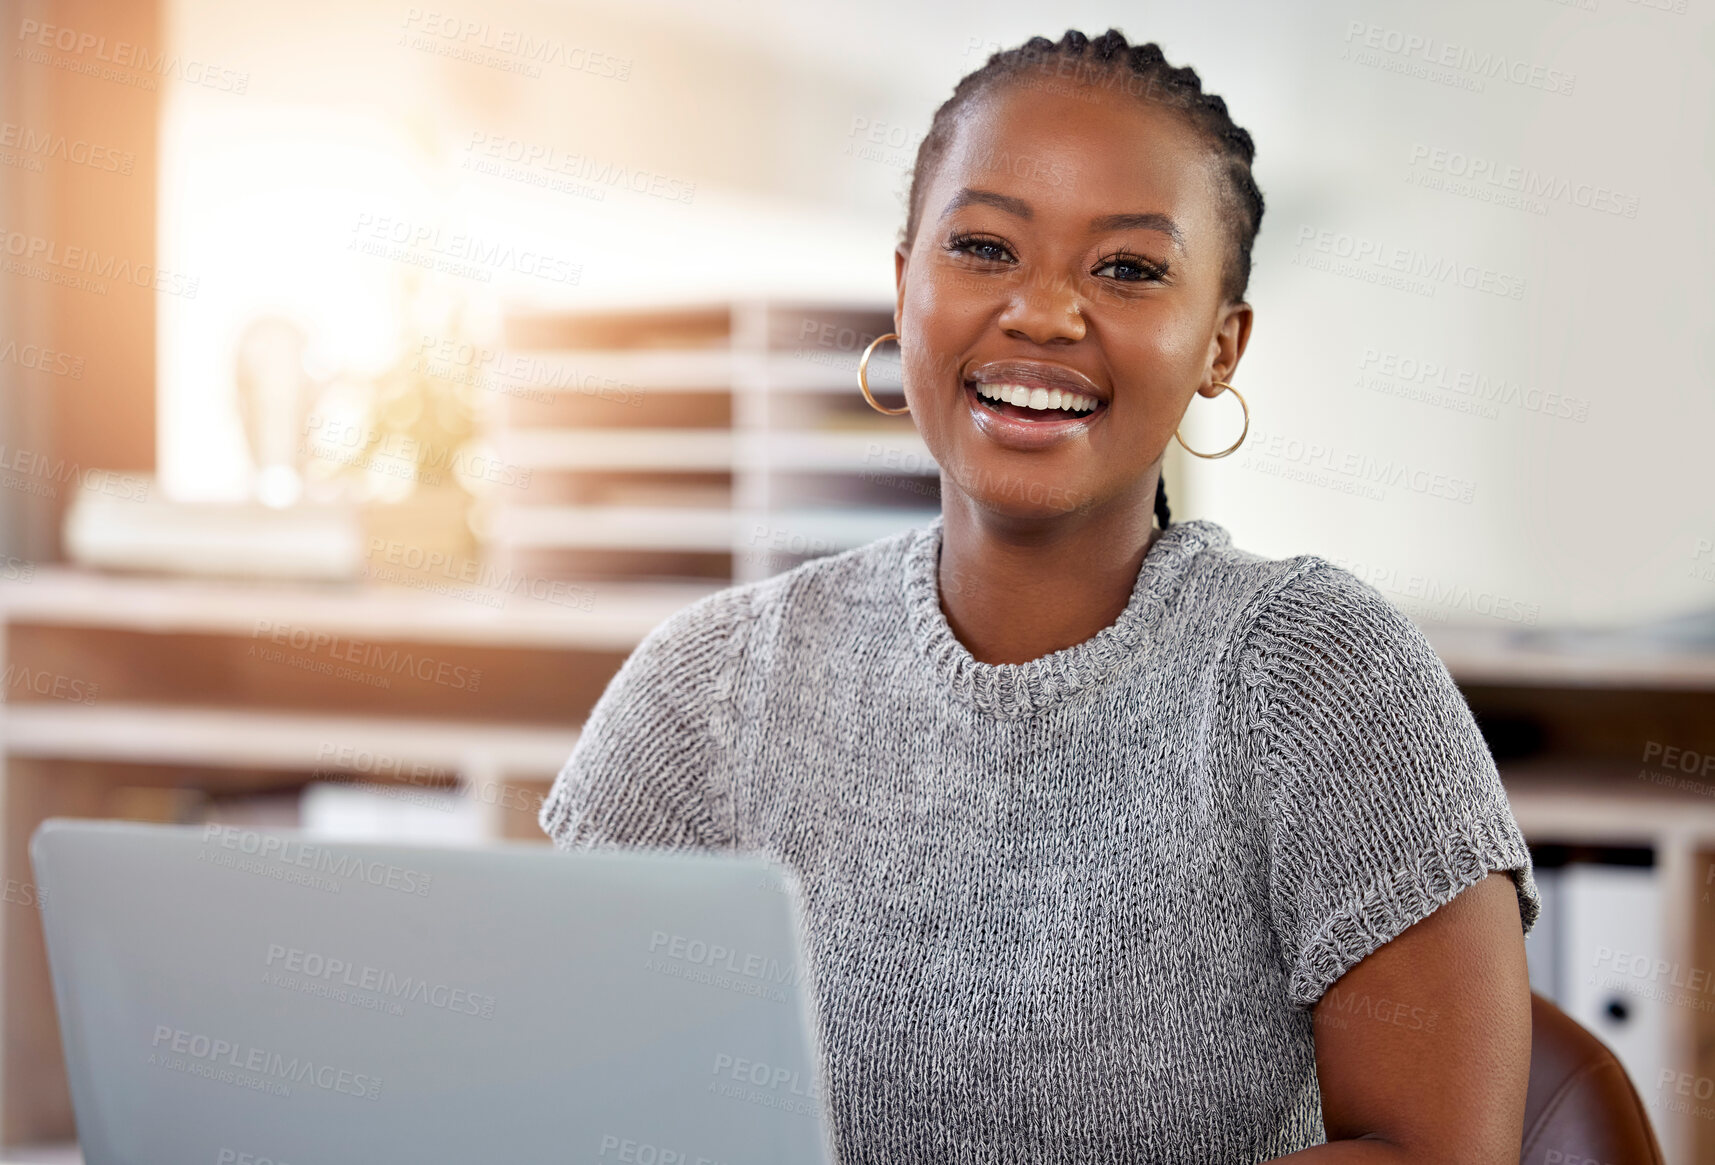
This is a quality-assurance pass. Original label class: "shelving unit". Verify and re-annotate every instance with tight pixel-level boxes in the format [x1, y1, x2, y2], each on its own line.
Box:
[1431, 624, 1715, 1165]
[487, 299, 940, 585]
[0, 299, 948, 1149]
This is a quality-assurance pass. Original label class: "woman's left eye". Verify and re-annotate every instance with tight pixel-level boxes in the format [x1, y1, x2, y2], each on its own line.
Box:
[947, 235, 1014, 263]
[1093, 255, 1168, 283]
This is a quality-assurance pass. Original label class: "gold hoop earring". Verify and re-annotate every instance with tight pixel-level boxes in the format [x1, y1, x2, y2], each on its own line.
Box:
[1173, 381, 1249, 459]
[857, 332, 910, 416]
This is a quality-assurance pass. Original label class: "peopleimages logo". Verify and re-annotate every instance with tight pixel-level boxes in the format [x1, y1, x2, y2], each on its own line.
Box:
[416, 334, 643, 406]
[217, 1150, 294, 1165]
[0, 227, 199, 298]
[149, 1025, 382, 1100]
[249, 619, 483, 692]
[1292, 225, 1526, 302]
[644, 930, 805, 1003]
[1407, 144, 1639, 219]
[1693, 539, 1715, 585]
[0, 122, 134, 174]
[1340, 22, 1576, 95]
[264, 944, 497, 1019]
[1357, 348, 1590, 423]
[200, 824, 433, 896]
[1642, 741, 1715, 780]
[365, 538, 594, 612]
[463, 132, 696, 204]
[400, 10, 633, 80]
[1324, 554, 1540, 625]
[348, 213, 581, 286]
[0, 339, 84, 379]
[1241, 426, 1478, 505]
[0, 662, 100, 704]
[14, 19, 250, 93]
[0, 447, 150, 502]
[1590, 944, 1715, 999]
[708, 1051, 822, 1117]
[302, 415, 533, 489]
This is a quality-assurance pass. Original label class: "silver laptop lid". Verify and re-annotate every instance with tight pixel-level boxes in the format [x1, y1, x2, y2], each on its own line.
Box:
[32, 819, 835, 1165]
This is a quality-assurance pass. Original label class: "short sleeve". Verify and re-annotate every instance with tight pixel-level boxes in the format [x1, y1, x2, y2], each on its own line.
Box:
[1242, 561, 1541, 1009]
[538, 593, 743, 853]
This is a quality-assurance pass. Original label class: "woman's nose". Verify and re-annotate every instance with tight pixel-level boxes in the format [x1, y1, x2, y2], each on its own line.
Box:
[997, 274, 1087, 345]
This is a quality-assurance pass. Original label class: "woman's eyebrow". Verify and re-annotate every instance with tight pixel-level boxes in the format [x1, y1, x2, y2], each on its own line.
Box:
[1089, 212, 1184, 250]
[939, 187, 1031, 220]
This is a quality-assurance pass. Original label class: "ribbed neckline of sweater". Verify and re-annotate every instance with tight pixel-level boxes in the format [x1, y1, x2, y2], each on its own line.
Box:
[900, 513, 1230, 719]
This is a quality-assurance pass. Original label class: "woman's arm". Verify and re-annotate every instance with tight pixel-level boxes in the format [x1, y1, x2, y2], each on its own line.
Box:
[539, 591, 746, 852]
[1267, 871, 1533, 1164]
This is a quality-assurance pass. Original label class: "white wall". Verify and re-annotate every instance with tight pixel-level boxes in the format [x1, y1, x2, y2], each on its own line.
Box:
[161, 0, 1715, 626]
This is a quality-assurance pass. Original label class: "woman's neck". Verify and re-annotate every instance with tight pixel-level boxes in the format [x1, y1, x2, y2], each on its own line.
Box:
[935, 489, 1159, 666]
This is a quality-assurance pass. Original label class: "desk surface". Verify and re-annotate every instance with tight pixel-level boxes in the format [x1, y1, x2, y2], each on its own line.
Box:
[0, 566, 718, 651]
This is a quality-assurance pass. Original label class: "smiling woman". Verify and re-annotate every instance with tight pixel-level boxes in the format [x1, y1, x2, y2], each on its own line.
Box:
[541, 28, 1541, 1165]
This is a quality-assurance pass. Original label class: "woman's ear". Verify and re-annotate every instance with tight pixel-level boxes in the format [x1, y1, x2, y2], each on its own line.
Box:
[1205, 300, 1254, 393]
[894, 244, 910, 332]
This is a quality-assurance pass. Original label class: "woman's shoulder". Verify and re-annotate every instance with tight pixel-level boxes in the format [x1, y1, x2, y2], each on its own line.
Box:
[1191, 535, 1468, 743]
[1173, 521, 1411, 643]
[1168, 523, 1459, 712]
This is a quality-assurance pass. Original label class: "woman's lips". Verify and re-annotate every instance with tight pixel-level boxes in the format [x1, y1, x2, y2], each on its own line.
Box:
[963, 379, 1106, 452]
[965, 358, 1108, 403]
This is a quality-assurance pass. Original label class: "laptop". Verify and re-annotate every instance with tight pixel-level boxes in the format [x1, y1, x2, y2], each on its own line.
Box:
[30, 819, 837, 1165]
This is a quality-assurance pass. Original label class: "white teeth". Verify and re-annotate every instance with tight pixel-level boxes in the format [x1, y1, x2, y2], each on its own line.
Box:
[974, 382, 1099, 414]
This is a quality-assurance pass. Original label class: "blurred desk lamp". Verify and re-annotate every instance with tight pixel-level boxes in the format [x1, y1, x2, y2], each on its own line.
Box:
[236, 316, 315, 509]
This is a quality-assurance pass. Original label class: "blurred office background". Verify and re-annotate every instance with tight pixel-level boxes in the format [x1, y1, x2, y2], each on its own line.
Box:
[0, 0, 1711, 1158]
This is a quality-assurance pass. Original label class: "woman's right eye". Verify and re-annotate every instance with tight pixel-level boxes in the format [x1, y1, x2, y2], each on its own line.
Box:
[945, 234, 1015, 264]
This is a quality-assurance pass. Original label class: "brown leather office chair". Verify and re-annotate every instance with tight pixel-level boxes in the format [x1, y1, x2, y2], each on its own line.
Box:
[1522, 992, 1666, 1164]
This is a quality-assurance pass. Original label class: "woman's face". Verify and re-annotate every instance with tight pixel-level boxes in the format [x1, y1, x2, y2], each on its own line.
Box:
[894, 81, 1252, 524]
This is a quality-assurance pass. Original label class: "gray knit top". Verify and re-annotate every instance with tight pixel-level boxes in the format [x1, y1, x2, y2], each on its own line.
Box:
[540, 513, 1541, 1164]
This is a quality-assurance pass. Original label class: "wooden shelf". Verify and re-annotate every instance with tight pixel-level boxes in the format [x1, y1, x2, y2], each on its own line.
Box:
[498, 428, 935, 474]
[1503, 762, 1715, 839]
[0, 568, 719, 651]
[489, 505, 937, 552]
[0, 703, 578, 777]
[493, 349, 876, 394]
[1429, 624, 1715, 691]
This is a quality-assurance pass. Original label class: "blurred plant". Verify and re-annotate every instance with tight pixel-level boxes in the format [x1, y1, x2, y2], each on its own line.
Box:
[300, 270, 487, 511]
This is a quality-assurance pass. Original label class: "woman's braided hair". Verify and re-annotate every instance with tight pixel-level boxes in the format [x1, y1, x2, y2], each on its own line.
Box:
[900, 29, 1265, 530]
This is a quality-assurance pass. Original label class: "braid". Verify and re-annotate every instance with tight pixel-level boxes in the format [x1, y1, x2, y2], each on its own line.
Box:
[1154, 476, 1172, 530]
[901, 28, 1265, 305]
